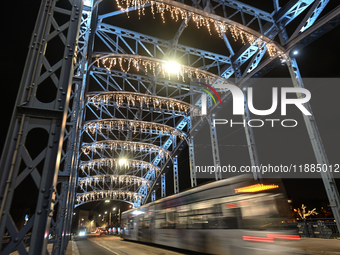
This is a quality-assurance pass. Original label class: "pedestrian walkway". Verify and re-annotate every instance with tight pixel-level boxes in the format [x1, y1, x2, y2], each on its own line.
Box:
[65, 238, 79, 255]
[290, 238, 340, 254]
[9, 238, 79, 255]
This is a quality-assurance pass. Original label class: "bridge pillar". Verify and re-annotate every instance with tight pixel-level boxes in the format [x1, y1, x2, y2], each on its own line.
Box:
[243, 96, 262, 180]
[287, 57, 340, 233]
[173, 156, 179, 194]
[210, 115, 222, 180]
[189, 137, 197, 187]
[161, 174, 166, 198]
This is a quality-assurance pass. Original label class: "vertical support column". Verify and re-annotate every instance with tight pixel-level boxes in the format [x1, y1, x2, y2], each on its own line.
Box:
[287, 57, 340, 233]
[151, 190, 156, 201]
[0, 0, 84, 254]
[243, 96, 261, 180]
[188, 136, 197, 187]
[173, 156, 179, 194]
[210, 115, 222, 180]
[161, 174, 166, 197]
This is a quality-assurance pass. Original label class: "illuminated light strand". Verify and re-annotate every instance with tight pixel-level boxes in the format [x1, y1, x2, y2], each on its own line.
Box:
[87, 91, 201, 116]
[81, 140, 170, 159]
[234, 183, 279, 193]
[84, 119, 187, 139]
[114, 0, 279, 57]
[94, 55, 226, 82]
[78, 175, 151, 188]
[76, 190, 143, 203]
[79, 158, 160, 174]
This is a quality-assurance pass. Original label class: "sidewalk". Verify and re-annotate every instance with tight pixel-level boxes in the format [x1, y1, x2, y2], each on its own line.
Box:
[9, 239, 79, 255]
[65, 238, 79, 255]
[289, 238, 340, 254]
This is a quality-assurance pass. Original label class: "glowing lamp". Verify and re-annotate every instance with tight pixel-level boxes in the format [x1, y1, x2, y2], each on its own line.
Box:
[234, 183, 279, 193]
[164, 61, 181, 74]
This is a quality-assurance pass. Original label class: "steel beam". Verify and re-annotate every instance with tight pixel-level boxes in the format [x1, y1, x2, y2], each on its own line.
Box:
[0, 0, 83, 254]
[188, 136, 198, 187]
[287, 57, 340, 235]
[173, 156, 179, 193]
[243, 96, 261, 180]
[151, 190, 156, 201]
[161, 173, 166, 197]
[210, 115, 222, 180]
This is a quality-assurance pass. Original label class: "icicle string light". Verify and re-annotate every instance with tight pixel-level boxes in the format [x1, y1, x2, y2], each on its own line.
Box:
[114, 0, 279, 56]
[79, 158, 160, 173]
[84, 119, 186, 138]
[93, 54, 229, 83]
[78, 175, 151, 188]
[76, 190, 143, 203]
[81, 140, 170, 159]
[87, 91, 201, 116]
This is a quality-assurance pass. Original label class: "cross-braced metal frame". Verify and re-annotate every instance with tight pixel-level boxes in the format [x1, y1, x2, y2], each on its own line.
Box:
[1, 0, 340, 254]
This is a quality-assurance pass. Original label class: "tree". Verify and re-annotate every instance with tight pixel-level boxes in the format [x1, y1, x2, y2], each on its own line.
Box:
[297, 204, 318, 219]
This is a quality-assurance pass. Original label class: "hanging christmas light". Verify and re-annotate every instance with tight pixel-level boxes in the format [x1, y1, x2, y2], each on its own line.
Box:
[76, 190, 143, 203]
[87, 90, 201, 116]
[91, 54, 237, 85]
[84, 118, 187, 139]
[81, 140, 170, 159]
[78, 175, 151, 188]
[113, 0, 280, 56]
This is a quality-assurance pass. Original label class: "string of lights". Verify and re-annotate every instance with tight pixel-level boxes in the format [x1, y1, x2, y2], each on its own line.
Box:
[87, 91, 201, 116]
[92, 54, 238, 83]
[78, 175, 151, 188]
[76, 190, 143, 203]
[84, 118, 187, 138]
[81, 140, 171, 159]
[79, 158, 161, 173]
[113, 0, 280, 56]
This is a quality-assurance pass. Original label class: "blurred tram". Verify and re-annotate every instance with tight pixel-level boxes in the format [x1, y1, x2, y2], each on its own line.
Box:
[121, 175, 300, 254]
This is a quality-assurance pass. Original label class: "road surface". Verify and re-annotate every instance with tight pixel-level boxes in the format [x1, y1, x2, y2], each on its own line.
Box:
[72, 234, 340, 255]
[73, 234, 196, 255]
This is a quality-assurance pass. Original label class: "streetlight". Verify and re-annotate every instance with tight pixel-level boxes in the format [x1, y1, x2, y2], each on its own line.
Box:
[165, 60, 181, 74]
[118, 158, 127, 166]
[105, 211, 107, 214]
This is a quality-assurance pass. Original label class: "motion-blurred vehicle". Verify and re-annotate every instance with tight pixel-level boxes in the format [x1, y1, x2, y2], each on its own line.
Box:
[78, 226, 86, 237]
[121, 175, 300, 254]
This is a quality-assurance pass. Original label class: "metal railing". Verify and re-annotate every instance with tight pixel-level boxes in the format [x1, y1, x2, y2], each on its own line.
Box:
[280, 218, 339, 239]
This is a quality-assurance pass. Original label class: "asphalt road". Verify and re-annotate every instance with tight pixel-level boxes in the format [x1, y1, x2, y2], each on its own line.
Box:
[72, 234, 340, 255]
[73, 234, 198, 255]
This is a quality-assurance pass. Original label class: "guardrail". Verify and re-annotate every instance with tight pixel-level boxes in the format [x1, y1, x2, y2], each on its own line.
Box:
[279, 218, 339, 239]
[1, 234, 31, 252]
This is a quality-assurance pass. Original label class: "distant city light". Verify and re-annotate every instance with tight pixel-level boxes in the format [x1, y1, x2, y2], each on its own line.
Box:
[113, 208, 116, 211]
[105, 200, 110, 203]
[105, 211, 107, 214]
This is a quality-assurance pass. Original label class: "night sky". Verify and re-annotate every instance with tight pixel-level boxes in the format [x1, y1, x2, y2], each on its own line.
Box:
[1, 0, 340, 215]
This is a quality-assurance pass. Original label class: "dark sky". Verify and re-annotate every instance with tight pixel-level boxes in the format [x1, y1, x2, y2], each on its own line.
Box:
[1, 1, 340, 213]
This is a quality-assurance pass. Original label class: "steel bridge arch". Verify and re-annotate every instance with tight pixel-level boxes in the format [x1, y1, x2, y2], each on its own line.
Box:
[1, 0, 340, 254]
